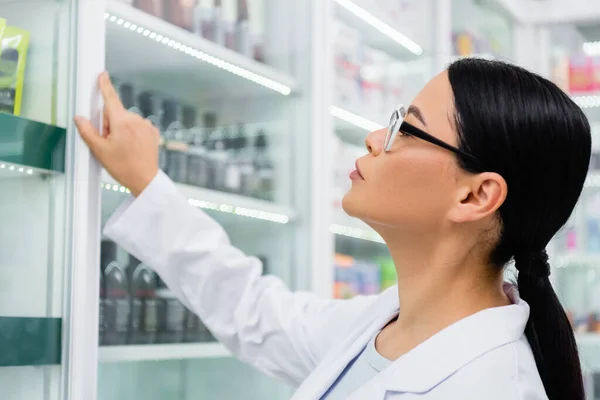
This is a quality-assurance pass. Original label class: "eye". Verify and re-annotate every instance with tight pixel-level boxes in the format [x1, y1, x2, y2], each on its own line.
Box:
[399, 129, 414, 138]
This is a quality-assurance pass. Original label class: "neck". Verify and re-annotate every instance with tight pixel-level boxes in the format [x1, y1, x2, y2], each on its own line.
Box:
[382, 230, 509, 338]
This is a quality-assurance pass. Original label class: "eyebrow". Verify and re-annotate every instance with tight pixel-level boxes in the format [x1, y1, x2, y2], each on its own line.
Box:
[406, 105, 427, 127]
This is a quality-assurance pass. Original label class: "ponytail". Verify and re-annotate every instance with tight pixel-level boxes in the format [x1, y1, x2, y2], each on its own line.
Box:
[515, 249, 584, 400]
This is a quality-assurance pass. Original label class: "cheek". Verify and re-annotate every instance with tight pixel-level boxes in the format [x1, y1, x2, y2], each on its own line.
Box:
[343, 152, 456, 229]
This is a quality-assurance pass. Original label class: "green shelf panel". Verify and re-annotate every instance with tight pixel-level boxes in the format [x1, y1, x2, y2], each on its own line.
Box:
[0, 113, 67, 173]
[0, 317, 62, 367]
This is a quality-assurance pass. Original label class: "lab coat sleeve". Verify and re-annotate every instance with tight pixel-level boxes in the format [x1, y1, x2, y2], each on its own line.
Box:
[104, 171, 379, 387]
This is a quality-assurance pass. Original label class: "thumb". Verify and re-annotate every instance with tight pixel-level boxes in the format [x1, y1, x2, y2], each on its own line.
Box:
[74, 116, 107, 156]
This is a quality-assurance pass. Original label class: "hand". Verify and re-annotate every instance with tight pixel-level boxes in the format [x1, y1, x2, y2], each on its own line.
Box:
[75, 72, 160, 197]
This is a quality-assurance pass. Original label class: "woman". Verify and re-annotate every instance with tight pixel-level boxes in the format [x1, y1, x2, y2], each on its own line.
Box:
[76, 59, 590, 400]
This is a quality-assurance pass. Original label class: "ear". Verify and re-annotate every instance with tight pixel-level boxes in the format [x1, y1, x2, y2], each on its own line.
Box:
[447, 172, 507, 223]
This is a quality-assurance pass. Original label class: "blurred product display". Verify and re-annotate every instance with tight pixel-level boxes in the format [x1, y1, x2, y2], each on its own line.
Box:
[111, 79, 277, 200]
[4, 1, 600, 399]
[130, 0, 266, 63]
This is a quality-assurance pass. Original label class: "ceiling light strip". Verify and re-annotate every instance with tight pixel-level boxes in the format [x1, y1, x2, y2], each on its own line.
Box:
[105, 13, 291, 96]
[334, 0, 423, 56]
[330, 224, 385, 243]
[331, 106, 384, 132]
[101, 181, 290, 224]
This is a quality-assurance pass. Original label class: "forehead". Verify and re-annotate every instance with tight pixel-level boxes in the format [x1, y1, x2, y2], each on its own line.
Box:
[410, 71, 457, 144]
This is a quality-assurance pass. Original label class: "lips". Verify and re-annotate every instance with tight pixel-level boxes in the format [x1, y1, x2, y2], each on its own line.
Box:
[352, 161, 365, 180]
[355, 161, 364, 178]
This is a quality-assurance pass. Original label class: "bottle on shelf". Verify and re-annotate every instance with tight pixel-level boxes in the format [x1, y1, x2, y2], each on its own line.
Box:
[224, 124, 242, 194]
[155, 277, 186, 343]
[165, 0, 195, 32]
[127, 255, 158, 345]
[162, 99, 189, 183]
[220, 0, 239, 51]
[138, 91, 167, 172]
[118, 82, 143, 116]
[246, 0, 265, 62]
[235, 124, 255, 196]
[134, 0, 164, 19]
[207, 125, 230, 192]
[184, 107, 211, 188]
[201, 112, 219, 190]
[100, 240, 130, 346]
[183, 308, 213, 343]
[252, 129, 275, 200]
[194, 0, 218, 41]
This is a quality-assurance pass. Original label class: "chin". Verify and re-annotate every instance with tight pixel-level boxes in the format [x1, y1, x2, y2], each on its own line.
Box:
[341, 190, 361, 219]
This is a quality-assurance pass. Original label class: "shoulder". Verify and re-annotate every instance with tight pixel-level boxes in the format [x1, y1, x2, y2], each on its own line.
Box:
[437, 336, 547, 400]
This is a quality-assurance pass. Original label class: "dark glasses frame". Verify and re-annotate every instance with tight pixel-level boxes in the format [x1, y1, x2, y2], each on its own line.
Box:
[384, 105, 484, 169]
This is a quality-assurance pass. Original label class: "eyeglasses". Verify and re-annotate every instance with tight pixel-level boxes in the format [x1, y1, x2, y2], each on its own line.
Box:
[384, 105, 483, 168]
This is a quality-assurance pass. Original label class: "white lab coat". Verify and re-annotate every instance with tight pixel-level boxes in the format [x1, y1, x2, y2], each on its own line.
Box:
[105, 171, 548, 400]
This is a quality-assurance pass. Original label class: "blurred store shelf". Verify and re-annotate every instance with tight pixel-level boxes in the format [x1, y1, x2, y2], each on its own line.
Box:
[556, 253, 600, 268]
[105, 1, 298, 103]
[333, 0, 423, 59]
[331, 105, 385, 146]
[99, 343, 231, 363]
[101, 170, 296, 224]
[331, 207, 384, 244]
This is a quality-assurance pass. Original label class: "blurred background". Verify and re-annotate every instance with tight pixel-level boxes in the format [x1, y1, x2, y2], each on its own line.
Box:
[1, 0, 600, 399]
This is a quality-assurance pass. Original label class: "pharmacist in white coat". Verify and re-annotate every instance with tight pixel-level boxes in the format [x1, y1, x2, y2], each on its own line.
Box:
[77, 61, 590, 400]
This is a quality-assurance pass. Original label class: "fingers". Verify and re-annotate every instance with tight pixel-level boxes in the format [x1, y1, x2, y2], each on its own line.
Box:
[74, 116, 108, 156]
[98, 72, 125, 118]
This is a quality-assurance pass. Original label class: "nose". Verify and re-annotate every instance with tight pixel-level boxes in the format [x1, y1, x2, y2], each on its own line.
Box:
[365, 128, 387, 156]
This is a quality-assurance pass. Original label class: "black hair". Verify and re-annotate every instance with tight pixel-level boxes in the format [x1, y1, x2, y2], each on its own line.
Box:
[448, 58, 590, 400]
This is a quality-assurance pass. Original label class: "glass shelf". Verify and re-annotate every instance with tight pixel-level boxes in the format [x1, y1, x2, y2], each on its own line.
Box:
[333, 0, 424, 59]
[99, 343, 231, 363]
[106, 1, 298, 102]
[101, 170, 295, 224]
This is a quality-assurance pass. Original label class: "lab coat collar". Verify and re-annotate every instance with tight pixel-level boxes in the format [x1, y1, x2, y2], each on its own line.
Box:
[383, 283, 529, 394]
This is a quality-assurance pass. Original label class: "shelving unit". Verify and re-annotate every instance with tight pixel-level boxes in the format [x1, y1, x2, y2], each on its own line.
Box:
[101, 170, 295, 224]
[105, 1, 298, 102]
[331, 208, 384, 244]
[333, 0, 423, 59]
[99, 343, 231, 363]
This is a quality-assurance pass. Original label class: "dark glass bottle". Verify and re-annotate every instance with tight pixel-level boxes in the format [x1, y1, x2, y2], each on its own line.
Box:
[127, 255, 158, 344]
[202, 112, 219, 190]
[156, 277, 186, 343]
[138, 92, 167, 171]
[184, 107, 211, 188]
[252, 130, 275, 200]
[100, 240, 129, 346]
[162, 99, 188, 183]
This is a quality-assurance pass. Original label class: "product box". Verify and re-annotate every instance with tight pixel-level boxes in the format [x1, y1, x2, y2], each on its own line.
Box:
[334, 254, 383, 299]
[0, 24, 29, 116]
[334, 253, 360, 299]
[569, 54, 594, 94]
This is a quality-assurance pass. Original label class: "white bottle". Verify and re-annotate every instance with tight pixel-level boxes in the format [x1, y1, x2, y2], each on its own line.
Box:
[220, 0, 238, 50]
[194, 0, 217, 40]
[246, 0, 265, 61]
